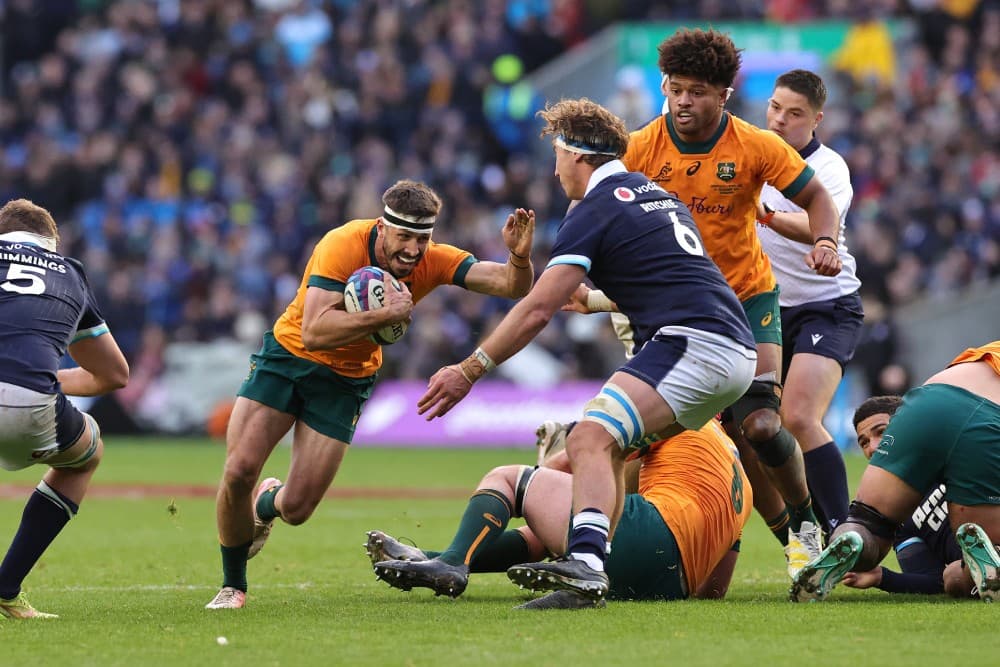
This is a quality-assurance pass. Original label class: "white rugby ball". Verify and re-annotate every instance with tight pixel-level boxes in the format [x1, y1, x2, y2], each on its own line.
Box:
[343, 265, 409, 345]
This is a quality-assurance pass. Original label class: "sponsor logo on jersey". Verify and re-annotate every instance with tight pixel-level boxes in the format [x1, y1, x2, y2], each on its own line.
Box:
[614, 187, 636, 202]
[687, 196, 734, 216]
[633, 181, 667, 195]
[760, 312, 773, 327]
[875, 434, 894, 455]
[716, 162, 736, 181]
[651, 164, 672, 182]
[686, 160, 702, 176]
[811, 333, 824, 346]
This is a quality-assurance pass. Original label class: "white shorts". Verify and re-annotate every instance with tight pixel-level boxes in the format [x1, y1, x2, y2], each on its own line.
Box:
[621, 326, 757, 430]
[0, 381, 85, 471]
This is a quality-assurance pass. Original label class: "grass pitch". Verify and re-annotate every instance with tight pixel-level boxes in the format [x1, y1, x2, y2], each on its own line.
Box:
[0, 439, 993, 666]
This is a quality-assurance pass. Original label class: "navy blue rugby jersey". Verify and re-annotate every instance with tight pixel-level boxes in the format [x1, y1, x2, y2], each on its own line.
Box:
[895, 484, 961, 572]
[548, 164, 755, 353]
[0, 238, 108, 394]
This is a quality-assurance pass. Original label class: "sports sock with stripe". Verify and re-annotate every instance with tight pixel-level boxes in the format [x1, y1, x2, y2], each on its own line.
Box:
[766, 507, 791, 547]
[567, 508, 610, 572]
[437, 490, 512, 567]
[0, 484, 78, 599]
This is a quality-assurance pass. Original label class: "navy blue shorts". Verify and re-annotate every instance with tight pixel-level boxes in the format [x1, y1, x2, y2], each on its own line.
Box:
[780, 292, 864, 375]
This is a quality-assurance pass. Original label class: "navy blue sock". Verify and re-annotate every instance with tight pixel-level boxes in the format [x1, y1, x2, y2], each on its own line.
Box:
[567, 508, 610, 570]
[0, 484, 78, 599]
[803, 442, 849, 535]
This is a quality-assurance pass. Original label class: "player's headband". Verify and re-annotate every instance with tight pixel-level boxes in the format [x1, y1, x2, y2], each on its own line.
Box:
[0, 231, 57, 251]
[553, 134, 619, 156]
[382, 206, 436, 234]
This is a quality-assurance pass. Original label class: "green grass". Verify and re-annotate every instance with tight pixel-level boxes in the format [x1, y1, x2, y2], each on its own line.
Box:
[0, 439, 992, 667]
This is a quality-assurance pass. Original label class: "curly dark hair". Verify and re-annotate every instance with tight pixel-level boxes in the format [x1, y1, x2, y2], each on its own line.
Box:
[537, 98, 628, 165]
[775, 69, 828, 111]
[657, 28, 742, 89]
[852, 395, 903, 429]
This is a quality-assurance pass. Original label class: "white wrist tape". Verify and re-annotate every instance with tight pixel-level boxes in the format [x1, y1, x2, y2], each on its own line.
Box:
[585, 290, 615, 312]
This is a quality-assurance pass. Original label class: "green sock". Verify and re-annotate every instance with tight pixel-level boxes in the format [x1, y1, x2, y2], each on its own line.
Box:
[220, 541, 251, 591]
[788, 496, 818, 534]
[468, 530, 532, 573]
[437, 490, 512, 567]
[256, 484, 283, 522]
[766, 508, 791, 547]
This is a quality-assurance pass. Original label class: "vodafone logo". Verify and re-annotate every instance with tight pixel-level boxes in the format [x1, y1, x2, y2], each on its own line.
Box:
[613, 187, 635, 202]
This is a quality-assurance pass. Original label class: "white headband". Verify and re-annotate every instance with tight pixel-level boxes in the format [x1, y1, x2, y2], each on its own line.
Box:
[0, 231, 57, 251]
[553, 134, 619, 156]
[382, 205, 435, 234]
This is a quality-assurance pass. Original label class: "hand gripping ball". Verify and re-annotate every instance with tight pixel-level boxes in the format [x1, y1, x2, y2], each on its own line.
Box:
[343, 266, 409, 345]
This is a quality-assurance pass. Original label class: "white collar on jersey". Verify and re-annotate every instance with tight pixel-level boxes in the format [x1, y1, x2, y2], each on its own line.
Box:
[584, 160, 628, 197]
[0, 231, 57, 251]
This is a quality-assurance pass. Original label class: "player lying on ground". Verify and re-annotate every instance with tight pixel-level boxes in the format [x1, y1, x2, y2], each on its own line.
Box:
[790, 341, 1000, 602]
[839, 396, 977, 598]
[368, 418, 752, 609]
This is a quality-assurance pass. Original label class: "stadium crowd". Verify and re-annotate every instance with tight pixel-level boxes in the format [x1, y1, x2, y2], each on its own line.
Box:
[0, 0, 997, 426]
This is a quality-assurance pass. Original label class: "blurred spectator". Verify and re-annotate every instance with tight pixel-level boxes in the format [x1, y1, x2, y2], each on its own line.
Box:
[0, 1, 997, 428]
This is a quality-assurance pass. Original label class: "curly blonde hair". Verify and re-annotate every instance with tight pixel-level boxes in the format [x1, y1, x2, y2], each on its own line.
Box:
[537, 98, 629, 165]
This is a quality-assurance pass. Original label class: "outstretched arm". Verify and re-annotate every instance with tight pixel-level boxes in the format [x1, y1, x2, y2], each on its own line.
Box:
[418, 263, 585, 420]
[463, 208, 536, 298]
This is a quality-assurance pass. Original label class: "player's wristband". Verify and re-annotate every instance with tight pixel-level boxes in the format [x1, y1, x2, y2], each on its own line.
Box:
[508, 253, 530, 269]
[585, 289, 615, 312]
[813, 235, 838, 249]
[758, 204, 775, 226]
[458, 347, 495, 384]
[473, 347, 496, 372]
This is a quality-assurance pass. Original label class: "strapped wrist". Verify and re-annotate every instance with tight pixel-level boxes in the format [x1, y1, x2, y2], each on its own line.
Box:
[458, 347, 495, 384]
[585, 289, 615, 312]
[813, 235, 838, 248]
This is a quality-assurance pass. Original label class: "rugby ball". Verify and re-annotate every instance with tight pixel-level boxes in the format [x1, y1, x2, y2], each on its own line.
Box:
[343, 266, 409, 345]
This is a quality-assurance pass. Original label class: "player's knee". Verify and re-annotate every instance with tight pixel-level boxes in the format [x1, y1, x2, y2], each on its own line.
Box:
[52, 413, 104, 471]
[742, 408, 781, 443]
[278, 492, 319, 526]
[479, 465, 522, 500]
[746, 425, 796, 467]
[579, 384, 645, 451]
[779, 400, 813, 438]
[839, 500, 899, 570]
[222, 455, 263, 494]
[730, 380, 781, 438]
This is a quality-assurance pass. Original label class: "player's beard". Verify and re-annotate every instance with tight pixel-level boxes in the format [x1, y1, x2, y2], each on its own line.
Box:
[383, 243, 422, 279]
